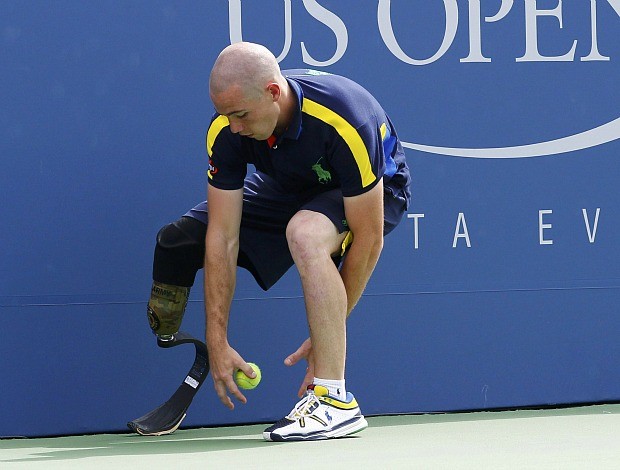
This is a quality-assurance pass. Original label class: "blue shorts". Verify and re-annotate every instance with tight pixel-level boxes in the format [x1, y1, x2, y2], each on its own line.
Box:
[186, 172, 408, 290]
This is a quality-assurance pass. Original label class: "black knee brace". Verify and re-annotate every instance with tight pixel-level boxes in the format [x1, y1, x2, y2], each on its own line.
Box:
[152, 216, 206, 287]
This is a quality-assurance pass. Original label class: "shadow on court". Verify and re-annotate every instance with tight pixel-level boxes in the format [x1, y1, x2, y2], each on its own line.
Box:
[0, 424, 282, 463]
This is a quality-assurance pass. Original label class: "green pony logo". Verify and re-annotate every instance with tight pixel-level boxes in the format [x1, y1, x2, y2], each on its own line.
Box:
[312, 158, 332, 184]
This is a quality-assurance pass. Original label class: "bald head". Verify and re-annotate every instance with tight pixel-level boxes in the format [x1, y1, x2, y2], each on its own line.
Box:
[210, 42, 283, 100]
[209, 42, 295, 140]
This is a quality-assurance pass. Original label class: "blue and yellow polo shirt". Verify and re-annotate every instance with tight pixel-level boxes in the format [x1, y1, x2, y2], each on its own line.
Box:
[206, 69, 410, 202]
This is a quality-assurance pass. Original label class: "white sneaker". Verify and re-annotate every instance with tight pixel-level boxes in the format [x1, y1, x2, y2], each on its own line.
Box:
[263, 385, 368, 441]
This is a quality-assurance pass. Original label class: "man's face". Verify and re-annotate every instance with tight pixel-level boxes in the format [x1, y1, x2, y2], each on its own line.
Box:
[212, 84, 279, 141]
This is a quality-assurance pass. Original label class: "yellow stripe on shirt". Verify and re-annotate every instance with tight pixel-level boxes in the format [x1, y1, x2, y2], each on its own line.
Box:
[206, 115, 230, 157]
[302, 98, 376, 188]
[206, 115, 230, 179]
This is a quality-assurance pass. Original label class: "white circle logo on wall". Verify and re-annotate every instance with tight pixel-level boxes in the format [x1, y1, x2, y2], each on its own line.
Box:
[401, 117, 620, 158]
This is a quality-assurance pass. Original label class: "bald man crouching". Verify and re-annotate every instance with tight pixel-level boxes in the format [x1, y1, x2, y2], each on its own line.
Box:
[145, 42, 411, 441]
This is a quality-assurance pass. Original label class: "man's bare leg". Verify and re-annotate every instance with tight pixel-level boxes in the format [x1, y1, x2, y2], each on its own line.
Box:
[285, 209, 348, 381]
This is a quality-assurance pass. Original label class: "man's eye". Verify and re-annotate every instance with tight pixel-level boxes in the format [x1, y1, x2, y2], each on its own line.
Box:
[236, 112, 248, 119]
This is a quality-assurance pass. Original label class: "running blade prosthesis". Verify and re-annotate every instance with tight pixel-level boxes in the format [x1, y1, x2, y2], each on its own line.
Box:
[128, 332, 209, 436]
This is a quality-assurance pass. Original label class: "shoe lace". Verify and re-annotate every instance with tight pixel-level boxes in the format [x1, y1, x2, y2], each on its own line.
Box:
[287, 391, 320, 420]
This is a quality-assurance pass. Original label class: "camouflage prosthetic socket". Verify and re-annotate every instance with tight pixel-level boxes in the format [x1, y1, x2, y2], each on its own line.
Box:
[147, 282, 190, 339]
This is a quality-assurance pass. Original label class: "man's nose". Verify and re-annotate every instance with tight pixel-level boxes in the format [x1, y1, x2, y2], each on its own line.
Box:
[229, 120, 243, 134]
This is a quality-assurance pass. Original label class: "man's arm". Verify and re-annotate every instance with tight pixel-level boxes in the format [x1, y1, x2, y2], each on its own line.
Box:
[340, 179, 385, 316]
[204, 185, 242, 344]
[204, 185, 255, 409]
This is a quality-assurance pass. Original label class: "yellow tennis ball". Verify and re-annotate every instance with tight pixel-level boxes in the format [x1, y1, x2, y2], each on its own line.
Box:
[235, 363, 261, 390]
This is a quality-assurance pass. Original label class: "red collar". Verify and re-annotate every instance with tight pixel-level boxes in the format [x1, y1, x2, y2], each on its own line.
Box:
[267, 135, 277, 148]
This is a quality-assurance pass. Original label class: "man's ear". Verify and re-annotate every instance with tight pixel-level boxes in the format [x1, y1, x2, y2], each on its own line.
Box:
[267, 83, 281, 102]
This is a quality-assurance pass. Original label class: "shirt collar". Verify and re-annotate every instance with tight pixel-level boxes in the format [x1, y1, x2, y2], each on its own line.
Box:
[280, 77, 303, 141]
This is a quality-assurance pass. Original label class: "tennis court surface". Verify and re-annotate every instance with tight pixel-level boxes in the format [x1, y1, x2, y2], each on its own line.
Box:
[2, 404, 618, 469]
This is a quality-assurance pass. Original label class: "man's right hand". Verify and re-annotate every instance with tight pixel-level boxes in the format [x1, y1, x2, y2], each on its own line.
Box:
[207, 341, 256, 409]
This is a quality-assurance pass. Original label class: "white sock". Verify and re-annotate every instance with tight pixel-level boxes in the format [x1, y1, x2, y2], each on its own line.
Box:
[313, 377, 347, 401]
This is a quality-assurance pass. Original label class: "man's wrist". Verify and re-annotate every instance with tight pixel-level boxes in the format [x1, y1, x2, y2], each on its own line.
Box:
[206, 326, 227, 348]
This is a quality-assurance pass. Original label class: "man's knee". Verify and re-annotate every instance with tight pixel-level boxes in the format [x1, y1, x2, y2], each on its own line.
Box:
[156, 218, 202, 250]
[286, 211, 344, 260]
[286, 214, 312, 253]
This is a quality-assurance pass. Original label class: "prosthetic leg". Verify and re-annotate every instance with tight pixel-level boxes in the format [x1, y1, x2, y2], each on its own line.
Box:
[127, 331, 209, 436]
[128, 282, 210, 436]
[128, 218, 212, 435]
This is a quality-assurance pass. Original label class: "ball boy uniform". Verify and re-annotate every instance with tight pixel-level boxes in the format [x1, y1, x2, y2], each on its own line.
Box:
[178, 69, 411, 291]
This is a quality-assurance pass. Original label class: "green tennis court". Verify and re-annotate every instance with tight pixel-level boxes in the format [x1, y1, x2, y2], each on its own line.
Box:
[2, 404, 618, 469]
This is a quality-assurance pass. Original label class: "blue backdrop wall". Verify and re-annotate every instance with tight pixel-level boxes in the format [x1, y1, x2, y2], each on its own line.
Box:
[1, 1, 619, 437]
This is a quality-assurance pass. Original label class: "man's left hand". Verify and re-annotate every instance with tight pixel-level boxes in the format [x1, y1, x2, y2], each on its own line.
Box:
[284, 337, 314, 397]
